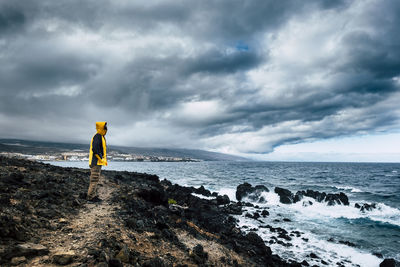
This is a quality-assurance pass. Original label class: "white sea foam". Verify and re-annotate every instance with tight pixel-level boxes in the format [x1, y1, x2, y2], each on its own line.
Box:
[292, 200, 400, 227]
[335, 186, 363, 193]
[191, 193, 215, 200]
[236, 213, 382, 267]
[217, 188, 237, 201]
[249, 192, 400, 227]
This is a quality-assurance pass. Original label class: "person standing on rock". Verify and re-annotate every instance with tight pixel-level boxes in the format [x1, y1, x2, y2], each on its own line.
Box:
[87, 121, 108, 202]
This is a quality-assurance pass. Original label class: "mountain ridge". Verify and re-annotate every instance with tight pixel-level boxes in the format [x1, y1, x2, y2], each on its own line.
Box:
[0, 139, 249, 161]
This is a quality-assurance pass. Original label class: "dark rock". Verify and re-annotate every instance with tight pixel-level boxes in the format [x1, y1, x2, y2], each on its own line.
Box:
[190, 244, 208, 264]
[245, 232, 272, 256]
[293, 192, 304, 203]
[11, 256, 27, 265]
[302, 200, 313, 207]
[380, 259, 398, 267]
[360, 203, 377, 212]
[309, 253, 319, 259]
[194, 185, 211, 197]
[296, 190, 349, 205]
[109, 258, 123, 267]
[16, 243, 49, 256]
[236, 183, 254, 201]
[52, 251, 75, 265]
[261, 210, 269, 217]
[274, 187, 294, 204]
[137, 187, 167, 206]
[245, 212, 261, 220]
[301, 260, 310, 266]
[236, 183, 269, 202]
[216, 195, 230, 205]
[142, 257, 166, 267]
[115, 245, 130, 263]
[224, 203, 243, 215]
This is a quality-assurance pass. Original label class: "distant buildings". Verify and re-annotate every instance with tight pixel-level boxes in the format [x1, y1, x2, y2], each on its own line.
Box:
[0, 150, 199, 162]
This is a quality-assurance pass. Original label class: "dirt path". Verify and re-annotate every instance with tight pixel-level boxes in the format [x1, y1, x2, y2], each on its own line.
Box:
[27, 176, 121, 266]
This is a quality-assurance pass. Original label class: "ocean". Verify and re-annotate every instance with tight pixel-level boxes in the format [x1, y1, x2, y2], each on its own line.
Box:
[48, 161, 400, 266]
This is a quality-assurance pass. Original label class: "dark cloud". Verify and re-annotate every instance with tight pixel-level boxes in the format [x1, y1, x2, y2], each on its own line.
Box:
[0, 6, 26, 35]
[0, 0, 399, 154]
[185, 49, 263, 75]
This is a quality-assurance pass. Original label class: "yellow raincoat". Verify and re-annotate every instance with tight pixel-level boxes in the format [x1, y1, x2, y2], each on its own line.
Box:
[89, 122, 108, 166]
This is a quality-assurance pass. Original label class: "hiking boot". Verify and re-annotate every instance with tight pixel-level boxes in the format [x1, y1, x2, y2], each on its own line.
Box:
[87, 196, 102, 203]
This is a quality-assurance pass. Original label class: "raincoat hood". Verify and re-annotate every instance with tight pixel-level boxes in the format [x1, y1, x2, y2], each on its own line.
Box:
[96, 121, 107, 136]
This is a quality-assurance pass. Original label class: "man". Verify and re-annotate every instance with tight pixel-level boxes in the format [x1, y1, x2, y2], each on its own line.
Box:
[87, 121, 108, 202]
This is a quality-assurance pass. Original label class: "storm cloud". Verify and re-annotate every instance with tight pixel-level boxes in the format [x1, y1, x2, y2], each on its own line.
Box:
[0, 0, 399, 155]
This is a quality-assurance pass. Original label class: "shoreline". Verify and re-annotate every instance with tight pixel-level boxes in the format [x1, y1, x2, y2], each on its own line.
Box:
[0, 156, 297, 266]
[0, 156, 397, 266]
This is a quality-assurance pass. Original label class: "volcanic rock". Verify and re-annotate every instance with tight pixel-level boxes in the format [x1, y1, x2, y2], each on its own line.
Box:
[380, 258, 399, 267]
[16, 243, 49, 256]
[137, 187, 168, 206]
[115, 245, 130, 263]
[295, 190, 349, 206]
[193, 185, 212, 197]
[142, 257, 166, 267]
[11, 256, 26, 265]
[274, 187, 294, 204]
[261, 210, 270, 217]
[355, 202, 377, 212]
[236, 183, 269, 202]
[190, 244, 208, 264]
[216, 194, 230, 205]
[52, 251, 75, 265]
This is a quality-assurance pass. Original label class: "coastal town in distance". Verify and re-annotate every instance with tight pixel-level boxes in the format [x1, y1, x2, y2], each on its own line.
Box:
[0, 139, 247, 162]
[0, 150, 200, 162]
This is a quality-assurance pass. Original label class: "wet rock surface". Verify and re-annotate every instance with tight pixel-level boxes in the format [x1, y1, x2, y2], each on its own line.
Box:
[355, 202, 377, 212]
[0, 156, 302, 266]
[271, 186, 350, 206]
[236, 182, 269, 202]
[380, 258, 400, 267]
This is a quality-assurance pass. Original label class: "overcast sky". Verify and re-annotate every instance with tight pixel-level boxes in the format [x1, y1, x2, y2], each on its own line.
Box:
[1, 0, 400, 161]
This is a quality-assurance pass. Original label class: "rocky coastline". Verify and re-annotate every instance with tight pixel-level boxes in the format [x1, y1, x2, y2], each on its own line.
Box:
[0, 156, 398, 266]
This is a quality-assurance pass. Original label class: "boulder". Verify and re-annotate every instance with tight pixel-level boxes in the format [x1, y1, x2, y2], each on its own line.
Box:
[236, 183, 253, 201]
[52, 251, 75, 265]
[261, 210, 269, 217]
[16, 243, 49, 256]
[216, 195, 230, 205]
[11, 256, 26, 265]
[245, 232, 272, 256]
[190, 244, 208, 264]
[295, 190, 349, 206]
[380, 258, 399, 267]
[293, 191, 304, 203]
[194, 185, 211, 197]
[274, 187, 293, 204]
[357, 203, 377, 212]
[236, 183, 269, 202]
[115, 245, 130, 263]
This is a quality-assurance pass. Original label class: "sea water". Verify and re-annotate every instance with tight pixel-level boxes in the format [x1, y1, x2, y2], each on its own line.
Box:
[48, 161, 400, 266]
